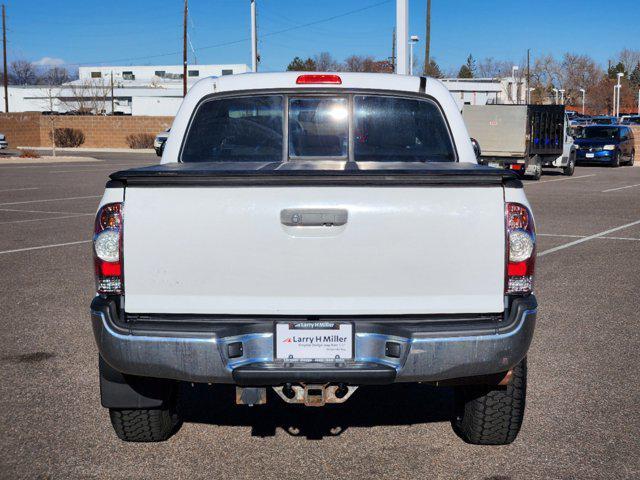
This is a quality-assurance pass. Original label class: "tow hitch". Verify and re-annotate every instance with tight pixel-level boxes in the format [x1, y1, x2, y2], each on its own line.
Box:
[274, 383, 357, 406]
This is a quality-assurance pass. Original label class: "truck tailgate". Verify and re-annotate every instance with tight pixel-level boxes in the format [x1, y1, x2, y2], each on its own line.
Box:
[122, 184, 506, 315]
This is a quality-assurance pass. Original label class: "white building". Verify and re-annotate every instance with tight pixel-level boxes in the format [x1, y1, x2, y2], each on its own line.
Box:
[78, 64, 248, 85]
[1, 67, 528, 116]
[0, 64, 250, 116]
[442, 77, 528, 108]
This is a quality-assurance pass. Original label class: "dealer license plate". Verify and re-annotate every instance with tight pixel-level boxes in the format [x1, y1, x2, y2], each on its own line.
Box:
[275, 322, 353, 361]
[586, 153, 595, 158]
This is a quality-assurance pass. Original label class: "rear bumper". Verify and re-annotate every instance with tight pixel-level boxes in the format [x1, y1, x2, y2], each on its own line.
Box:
[91, 296, 537, 385]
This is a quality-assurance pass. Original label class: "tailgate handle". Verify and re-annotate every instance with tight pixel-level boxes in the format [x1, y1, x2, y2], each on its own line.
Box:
[281, 209, 348, 227]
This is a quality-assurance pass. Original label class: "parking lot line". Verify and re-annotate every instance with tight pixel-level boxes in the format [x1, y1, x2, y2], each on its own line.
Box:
[0, 239, 91, 255]
[0, 214, 93, 225]
[0, 195, 101, 206]
[0, 207, 93, 215]
[602, 183, 640, 193]
[538, 219, 640, 257]
[526, 174, 596, 186]
[538, 233, 640, 241]
[0, 187, 39, 193]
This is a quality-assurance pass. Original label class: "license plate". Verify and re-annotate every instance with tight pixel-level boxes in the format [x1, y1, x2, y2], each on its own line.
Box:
[487, 161, 501, 168]
[275, 322, 353, 361]
[586, 153, 595, 158]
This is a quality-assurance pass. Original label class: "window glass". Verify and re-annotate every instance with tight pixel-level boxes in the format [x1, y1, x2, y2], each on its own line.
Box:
[353, 95, 455, 162]
[288, 97, 348, 158]
[91, 72, 102, 78]
[182, 95, 283, 163]
[221, 69, 233, 76]
[581, 127, 620, 139]
[188, 70, 200, 77]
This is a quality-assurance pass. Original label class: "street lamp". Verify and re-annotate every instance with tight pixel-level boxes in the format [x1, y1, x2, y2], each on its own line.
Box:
[409, 35, 419, 76]
[552, 88, 558, 105]
[512, 65, 519, 104]
[528, 87, 535, 105]
[579, 88, 586, 115]
[615, 72, 624, 117]
[559, 89, 565, 105]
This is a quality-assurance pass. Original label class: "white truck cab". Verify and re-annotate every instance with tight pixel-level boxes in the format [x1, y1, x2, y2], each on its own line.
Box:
[91, 72, 537, 445]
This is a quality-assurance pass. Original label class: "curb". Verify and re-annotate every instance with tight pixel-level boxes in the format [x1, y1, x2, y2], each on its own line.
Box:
[17, 147, 155, 153]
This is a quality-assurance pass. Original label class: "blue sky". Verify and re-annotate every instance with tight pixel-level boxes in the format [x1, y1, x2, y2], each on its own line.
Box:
[7, 0, 640, 73]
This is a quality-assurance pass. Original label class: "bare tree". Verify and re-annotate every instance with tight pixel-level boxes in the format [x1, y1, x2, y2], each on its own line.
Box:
[559, 53, 604, 105]
[617, 48, 640, 74]
[63, 79, 111, 114]
[477, 57, 515, 78]
[10, 60, 37, 85]
[41, 87, 59, 157]
[40, 66, 70, 86]
[313, 52, 340, 71]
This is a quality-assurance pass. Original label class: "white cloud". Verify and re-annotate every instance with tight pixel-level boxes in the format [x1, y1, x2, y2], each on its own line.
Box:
[33, 57, 66, 67]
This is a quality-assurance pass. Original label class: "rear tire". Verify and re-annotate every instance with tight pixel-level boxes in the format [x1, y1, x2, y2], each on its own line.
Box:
[627, 150, 635, 166]
[109, 406, 181, 442]
[562, 153, 576, 176]
[451, 358, 527, 445]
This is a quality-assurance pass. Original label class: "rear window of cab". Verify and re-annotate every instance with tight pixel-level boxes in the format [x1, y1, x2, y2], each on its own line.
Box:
[180, 93, 456, 163]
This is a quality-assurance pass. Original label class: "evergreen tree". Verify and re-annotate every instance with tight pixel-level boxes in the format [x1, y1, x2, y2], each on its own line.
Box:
[286, 57, 316, 71]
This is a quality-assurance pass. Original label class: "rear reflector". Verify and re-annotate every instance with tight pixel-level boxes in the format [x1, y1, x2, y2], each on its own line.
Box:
[296, 74, 342, 85]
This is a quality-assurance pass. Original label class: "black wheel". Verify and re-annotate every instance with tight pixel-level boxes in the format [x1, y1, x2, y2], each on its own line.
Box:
[627, 150, 635, 166]
[611, 151, 621, 167]
[451, 358, 527, 445]
[562, 153, 576, 176]
[529, 164, 542, 181]
[109, 405, 181, 442]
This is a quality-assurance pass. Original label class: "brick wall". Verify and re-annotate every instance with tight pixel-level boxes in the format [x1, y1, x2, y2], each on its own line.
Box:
[0, 113, 173, 148]
[0, 113, 42, 147]
[630, 126, 640, 156]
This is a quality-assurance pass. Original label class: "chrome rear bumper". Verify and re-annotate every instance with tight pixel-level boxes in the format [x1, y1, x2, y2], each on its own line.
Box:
[91, 296, 536, 385]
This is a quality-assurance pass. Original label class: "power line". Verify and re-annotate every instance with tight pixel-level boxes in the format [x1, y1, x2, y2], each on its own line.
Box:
[63, 0, 392, 66]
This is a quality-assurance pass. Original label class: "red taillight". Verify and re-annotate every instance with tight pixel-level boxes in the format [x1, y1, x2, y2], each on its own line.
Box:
[93, 203, 123, 294]
[505, 203, 536, 294]
[296, 74, 342, 85]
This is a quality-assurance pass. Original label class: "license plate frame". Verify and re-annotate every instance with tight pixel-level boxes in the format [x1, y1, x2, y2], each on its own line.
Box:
[275, 321, 354, 362]
[586, 153, 595, 158]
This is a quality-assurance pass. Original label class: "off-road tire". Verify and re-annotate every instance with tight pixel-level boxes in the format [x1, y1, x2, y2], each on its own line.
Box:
[109, 407, 180, 442]
[452, 358, 527, 445]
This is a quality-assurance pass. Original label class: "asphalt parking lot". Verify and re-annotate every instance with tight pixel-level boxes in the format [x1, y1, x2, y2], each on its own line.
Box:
[0, 153, 638, 479]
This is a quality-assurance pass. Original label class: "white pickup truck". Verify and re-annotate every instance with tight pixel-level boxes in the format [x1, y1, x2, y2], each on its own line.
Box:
[91, 72, 537, 445]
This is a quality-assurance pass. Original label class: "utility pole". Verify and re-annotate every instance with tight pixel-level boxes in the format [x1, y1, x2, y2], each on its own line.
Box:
[183, 0, 188, 97]
[110, 71, 114, 115]
[390, 27, 396, 71]
[2, 4, 8, 113]
[526, 49, 530, 104]
[250, 0, 258, 72]
[395, 0, 408, 74]
[424, 0, 431, 75]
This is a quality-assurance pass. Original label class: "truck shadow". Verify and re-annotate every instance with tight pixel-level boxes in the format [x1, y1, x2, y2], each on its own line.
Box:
[178, 383, 454, 439]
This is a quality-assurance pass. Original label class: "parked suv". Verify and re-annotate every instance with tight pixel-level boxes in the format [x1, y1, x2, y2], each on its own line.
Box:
[92, 72, 537, 445]
[575, 125, 635, 166]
